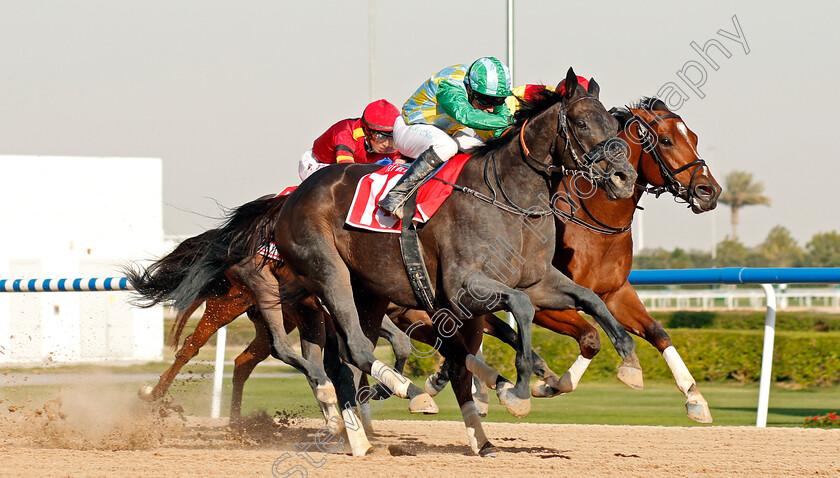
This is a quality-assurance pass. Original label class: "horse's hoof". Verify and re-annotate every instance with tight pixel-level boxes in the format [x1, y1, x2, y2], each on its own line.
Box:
[616, 364, 644, 391]
[351, 443, 375, 457]
[478, 442, 500, 457]
[138, 385, 157, 402]
[531, 378, 563, 398]
[686, 390, 713, 424]
[497, 381, 531, 418]
[424, 375, 445, 397]
[408, 393, 439, 414]
[315, 382, 338, 404]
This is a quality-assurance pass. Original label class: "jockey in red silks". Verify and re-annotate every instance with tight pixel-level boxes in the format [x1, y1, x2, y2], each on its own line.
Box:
[298, 99, 403, 181]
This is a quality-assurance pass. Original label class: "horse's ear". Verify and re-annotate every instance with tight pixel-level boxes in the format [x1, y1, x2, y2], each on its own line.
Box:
[563, 67, 579, 100]
[587, 78, 600, 99]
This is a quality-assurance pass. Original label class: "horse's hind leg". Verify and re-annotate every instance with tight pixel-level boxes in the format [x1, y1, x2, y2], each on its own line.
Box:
[316, 309, 374, 456]
[445, 320, 498, 457]
[315, 271, 437, 415]
[234, 263, 336, 403]
[229, 306, 272, 422]
[379, 316, 411, 374]
[139, 294, 247, 402]
[606, 284, 712, 423]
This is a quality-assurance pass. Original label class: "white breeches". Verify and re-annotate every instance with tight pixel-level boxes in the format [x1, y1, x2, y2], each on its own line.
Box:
[393, 117, 484, 161]
[299, 149, 331, 181]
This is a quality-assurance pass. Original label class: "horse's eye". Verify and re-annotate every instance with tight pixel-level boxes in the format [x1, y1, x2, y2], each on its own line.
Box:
[660, 137, 672, 146]
[575, 120, 587, 129]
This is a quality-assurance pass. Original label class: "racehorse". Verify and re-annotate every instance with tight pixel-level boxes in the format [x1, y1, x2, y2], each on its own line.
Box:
[423, 97, 720, 423]
[126, 225, 411, 427]
[173, 69, 641, 456]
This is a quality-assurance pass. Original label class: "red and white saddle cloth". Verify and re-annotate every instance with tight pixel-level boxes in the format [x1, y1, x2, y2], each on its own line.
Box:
[345, 153, 472, 233]
[258, 186, 298, 260]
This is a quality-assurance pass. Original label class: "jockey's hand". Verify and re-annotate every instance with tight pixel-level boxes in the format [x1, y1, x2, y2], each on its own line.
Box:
[375, 158, 394, 166]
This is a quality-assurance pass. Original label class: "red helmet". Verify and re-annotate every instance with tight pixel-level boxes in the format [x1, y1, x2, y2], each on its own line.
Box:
[557, 76, 590, 97]
[362, 99, 399, 132]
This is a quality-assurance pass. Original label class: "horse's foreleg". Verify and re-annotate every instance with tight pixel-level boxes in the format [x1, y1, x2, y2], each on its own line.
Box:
[455, 275, 535, 418]
[483, 313, 557, 379]
[530, 309, 600, 397]
[230, 307, 272, 422]
[606, 284, 712, 423]
[139, 296, 246, 402]
[525, 269, 643, 391]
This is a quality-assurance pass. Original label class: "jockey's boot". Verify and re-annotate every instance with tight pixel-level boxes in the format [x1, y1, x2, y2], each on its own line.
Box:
[377, 147, 444, 220]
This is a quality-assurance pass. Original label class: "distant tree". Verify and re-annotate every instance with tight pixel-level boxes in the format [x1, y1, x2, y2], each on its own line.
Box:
[633, 248, 713, 269]
[633, 248, 671, 269]
[718, 171, 771, 241]
[805, 231, 840, 267]
[715, 237, 751, 267]
[759, 226, 804, 267]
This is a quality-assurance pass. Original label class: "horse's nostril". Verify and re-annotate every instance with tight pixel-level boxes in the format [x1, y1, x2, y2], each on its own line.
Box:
[695, 184, 713, 198]
[612, 171, 628, 184]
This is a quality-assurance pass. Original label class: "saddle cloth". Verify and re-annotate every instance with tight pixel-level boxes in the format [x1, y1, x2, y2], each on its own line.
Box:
[345, 153, 471, 233]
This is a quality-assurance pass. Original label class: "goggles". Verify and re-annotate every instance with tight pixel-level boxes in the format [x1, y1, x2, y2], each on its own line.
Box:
[370, 131, 394, 142]
[472, 91, 507, 108]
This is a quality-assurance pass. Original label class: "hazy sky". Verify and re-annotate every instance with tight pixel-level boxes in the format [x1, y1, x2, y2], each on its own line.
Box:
[2, 1, 838, 253]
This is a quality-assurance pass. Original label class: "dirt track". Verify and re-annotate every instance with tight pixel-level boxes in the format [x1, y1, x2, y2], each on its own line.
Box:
[1, 405, 838, 478]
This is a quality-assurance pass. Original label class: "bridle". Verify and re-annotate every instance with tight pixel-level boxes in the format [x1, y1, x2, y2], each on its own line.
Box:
[518, 95, 616, 180]
[634, 112, 708, 211]
[434, 94, 624, 219]
[548, 111, 709, 235]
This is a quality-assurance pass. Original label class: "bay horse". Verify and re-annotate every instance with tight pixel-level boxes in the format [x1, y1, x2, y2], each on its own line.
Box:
[181, 69, 640, 456]
[126, 225, 411, 425]
[423, 97, 720, 423]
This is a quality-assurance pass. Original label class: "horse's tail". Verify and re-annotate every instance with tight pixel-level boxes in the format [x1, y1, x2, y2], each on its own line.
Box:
[168, 194, 289, 312]
[123, 229, 222, 307]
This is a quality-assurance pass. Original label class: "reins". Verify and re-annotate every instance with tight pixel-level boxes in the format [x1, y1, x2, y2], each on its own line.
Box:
[431, 94, 625, 221]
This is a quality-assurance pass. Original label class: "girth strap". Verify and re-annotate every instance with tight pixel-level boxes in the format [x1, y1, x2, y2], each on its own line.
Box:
[399, 192, 436, 312]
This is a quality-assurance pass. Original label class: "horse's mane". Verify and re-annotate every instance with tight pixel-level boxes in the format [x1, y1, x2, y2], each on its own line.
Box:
[470, 87, 563, 158]
[611, 97, 672, 129]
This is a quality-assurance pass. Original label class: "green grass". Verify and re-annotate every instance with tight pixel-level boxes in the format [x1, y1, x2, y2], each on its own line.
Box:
[231, 376, 840, 427]
[4, 370, 836, 428]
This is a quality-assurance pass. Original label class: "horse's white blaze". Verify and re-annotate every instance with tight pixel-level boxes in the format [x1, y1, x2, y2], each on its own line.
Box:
[371, 360, 410, 398]
[465, 354, 500, 388]
[663, 345, 696, 395]
[460, 401, 489, 454]
[675, 122, 704, 166]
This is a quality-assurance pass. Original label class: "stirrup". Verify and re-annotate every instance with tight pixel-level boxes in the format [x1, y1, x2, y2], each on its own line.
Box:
[378, 192, 409, 220]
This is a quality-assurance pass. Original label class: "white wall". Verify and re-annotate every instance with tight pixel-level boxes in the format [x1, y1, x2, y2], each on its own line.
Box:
[0, 156, 165, 365]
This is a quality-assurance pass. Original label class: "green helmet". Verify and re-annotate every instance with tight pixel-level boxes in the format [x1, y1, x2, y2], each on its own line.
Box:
[466, 57, 513, 97]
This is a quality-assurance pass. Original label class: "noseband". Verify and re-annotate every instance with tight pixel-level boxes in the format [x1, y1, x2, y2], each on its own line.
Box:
[635, 112, 708, 210]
